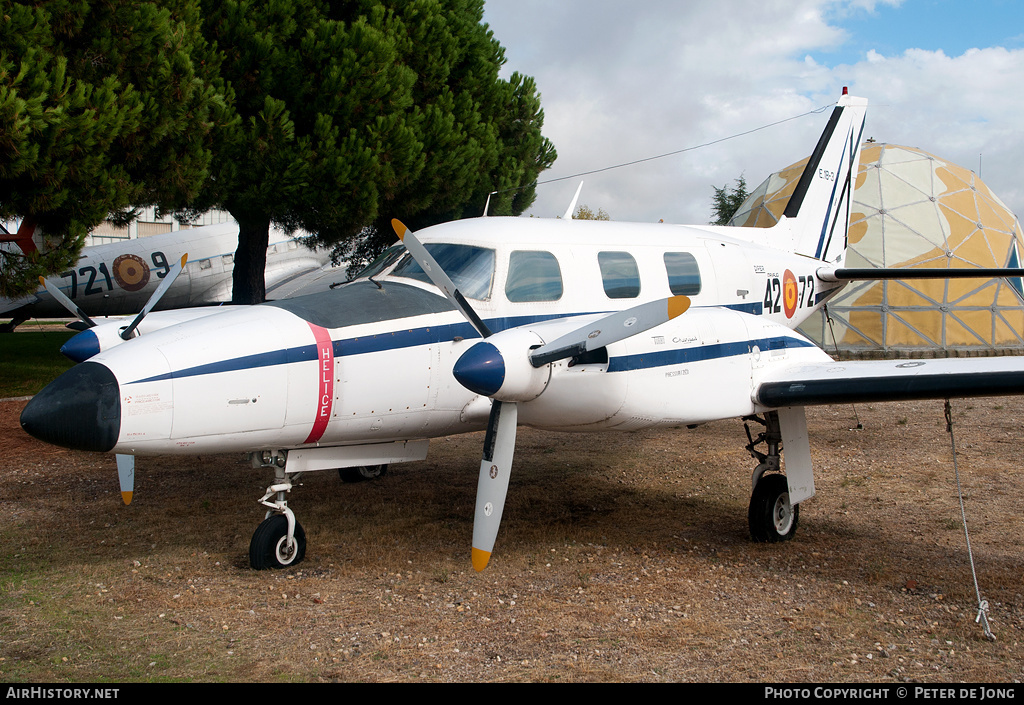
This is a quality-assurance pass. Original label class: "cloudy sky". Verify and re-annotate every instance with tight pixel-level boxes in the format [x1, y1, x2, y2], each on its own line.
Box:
[481, 0, 1024, 226]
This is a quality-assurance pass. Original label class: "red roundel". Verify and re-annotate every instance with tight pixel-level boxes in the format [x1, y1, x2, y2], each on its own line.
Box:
[782, 269, 798, 318]
[112, 254, 151, 292]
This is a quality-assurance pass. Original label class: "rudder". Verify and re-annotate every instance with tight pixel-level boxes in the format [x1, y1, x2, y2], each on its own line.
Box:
[783, 91, 868, 263]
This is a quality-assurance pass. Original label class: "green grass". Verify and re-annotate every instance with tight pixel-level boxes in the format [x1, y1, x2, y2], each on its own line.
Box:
[0, 330, 76, 397]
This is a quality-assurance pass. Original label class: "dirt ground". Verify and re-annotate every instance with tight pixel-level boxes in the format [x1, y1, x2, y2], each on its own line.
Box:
[2, 395, 1023, 683]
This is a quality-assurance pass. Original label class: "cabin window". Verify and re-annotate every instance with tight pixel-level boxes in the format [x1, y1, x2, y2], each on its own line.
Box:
[663, 252, 701, 296]
[506, 250, 563, 302]
[598, 251, 640, 299]
[390, 243, 495, 300]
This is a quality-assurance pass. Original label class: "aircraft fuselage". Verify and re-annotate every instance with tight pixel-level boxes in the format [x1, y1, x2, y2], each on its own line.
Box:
[28, 217, 843, 458]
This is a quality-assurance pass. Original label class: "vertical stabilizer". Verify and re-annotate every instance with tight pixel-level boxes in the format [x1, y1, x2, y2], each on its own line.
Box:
[783, 91, 867, 263]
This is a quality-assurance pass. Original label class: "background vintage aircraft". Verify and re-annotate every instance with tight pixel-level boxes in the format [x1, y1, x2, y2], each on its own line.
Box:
[1, 220, 335, 331]
[20, 91, 1024, 573]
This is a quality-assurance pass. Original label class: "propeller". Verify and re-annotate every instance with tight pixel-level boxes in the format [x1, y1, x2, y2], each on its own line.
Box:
[116, 454, 135, 505]
[391, 219, 492, 338]
[41, 253, 187, 340]
[392, 220, 690, 570]
[38, 276, 96, 329]
[118, 253, 187, 340]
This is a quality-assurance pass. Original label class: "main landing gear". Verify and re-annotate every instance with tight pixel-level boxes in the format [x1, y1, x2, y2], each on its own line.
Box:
[338, 464, 388, 483]
[744, 411, 799, 542]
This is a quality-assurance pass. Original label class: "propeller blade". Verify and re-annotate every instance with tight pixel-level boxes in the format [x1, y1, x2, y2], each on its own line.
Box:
[391, 219, 493, 339]
[39, 276, 96, 329]
[116, 454, 135, 505]
[529, 295, 691, 367]
[120, 254, 188, 340]
[472, 400, 518, 572]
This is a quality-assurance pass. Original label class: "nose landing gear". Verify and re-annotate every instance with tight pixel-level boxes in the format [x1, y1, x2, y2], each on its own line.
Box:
[250, 452, 306, 570]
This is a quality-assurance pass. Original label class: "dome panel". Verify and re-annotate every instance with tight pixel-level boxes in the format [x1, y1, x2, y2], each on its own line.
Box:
[994, 315, 1024, 346]
[878, 144, 931, 166]
[889, 280, 941, 308]
[939, 188, 982, 225]
[944, 312, 989, 346]
[876, 169, 931, 211]
[854, 166, 884, 212]
[734, 142, 1023, 353]
[885, 312, 940, 347]
[938, 204, 979, 247]
[880, 216, 944, 264]
[886, 200, 948, 248]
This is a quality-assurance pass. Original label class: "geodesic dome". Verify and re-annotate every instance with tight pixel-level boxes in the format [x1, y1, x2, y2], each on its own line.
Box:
[730, 143, 1024, 354]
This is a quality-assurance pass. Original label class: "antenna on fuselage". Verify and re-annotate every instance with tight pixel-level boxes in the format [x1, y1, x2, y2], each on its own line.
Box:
[483, 191, 497, 217]
[562, 182, 584, 220]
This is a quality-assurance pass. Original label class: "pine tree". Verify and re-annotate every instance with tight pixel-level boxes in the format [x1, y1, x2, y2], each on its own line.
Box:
[710, 175, 748, 226]
[0, 0, 228, 298]
[192, 0, 555, 301]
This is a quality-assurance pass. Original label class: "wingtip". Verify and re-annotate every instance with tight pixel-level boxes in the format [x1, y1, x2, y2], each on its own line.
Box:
[471, 547, 491, 572]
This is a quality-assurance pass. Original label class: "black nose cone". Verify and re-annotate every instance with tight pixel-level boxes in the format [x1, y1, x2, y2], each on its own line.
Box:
[21, 362, 121, 452]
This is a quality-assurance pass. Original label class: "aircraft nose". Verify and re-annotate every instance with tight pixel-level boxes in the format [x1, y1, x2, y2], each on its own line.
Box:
[20, 362, 121, 452]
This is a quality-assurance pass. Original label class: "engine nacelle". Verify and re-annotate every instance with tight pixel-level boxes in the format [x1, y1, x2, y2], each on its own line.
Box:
[452, 328, 551, 402]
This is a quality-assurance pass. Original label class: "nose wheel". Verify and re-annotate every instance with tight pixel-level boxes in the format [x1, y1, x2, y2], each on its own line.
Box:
[251, 453, 307, 570]
[250, 513, 307, 569]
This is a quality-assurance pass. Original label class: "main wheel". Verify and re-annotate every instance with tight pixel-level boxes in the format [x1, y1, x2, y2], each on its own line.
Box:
[249, 514, 306, 569]
[338, 464, 388, 483]
[748, 473, 799, 542]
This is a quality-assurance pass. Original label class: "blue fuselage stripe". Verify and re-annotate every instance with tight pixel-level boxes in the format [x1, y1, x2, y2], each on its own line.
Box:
[127, 312, 811, 384]
[606, 336, 815, 372]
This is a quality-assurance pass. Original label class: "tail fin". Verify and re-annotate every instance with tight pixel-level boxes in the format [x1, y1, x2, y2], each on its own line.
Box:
[784, 91, 867, 263]
[0, 218, 39, 254]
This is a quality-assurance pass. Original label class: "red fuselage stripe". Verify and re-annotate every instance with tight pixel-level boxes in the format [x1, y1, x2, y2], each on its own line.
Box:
[303, 323, 334, 444]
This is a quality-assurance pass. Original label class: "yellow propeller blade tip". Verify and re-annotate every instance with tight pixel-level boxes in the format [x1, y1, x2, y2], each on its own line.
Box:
[668, 295, 691, 319]
[38, 276, 46, 286]
[121, 491, 133, 506]
[471, 547, 491, 572]
[391, 219, 408, 240]
[180, 253, 188, 266]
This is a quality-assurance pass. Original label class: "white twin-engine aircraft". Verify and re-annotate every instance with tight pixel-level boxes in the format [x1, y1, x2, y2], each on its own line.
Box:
[21, 92, 1024, 571]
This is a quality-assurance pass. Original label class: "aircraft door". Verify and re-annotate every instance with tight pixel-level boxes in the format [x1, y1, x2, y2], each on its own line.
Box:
[335, 343, 434, 438]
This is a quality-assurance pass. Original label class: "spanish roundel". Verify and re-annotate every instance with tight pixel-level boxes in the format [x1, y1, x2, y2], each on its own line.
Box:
[782, 269, 798, 318]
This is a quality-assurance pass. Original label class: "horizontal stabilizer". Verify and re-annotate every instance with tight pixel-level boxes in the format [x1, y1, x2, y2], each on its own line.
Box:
[818, 267, 1024, 282]
[755, 357, 1024, 408]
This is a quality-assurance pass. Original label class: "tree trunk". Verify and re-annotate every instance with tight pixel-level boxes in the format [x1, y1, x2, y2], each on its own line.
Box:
[231, 214, 271, 304]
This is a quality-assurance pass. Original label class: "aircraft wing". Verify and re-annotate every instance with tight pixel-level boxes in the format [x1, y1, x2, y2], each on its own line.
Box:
[753, 357, 1024, 409]
[0, 294, 38, 316]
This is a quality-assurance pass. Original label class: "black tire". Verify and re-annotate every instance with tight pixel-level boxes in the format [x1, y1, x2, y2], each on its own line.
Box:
[338, 464, 388, 483]
[748, 473, 799, 543]
[249, 514, 306, 570]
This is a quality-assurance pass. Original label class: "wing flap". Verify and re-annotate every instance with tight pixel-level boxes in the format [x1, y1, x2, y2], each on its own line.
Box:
[754, 357, 1024, 408]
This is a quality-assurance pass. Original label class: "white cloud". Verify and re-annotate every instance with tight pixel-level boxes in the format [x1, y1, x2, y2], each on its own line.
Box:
[483, 0, 1024, 226]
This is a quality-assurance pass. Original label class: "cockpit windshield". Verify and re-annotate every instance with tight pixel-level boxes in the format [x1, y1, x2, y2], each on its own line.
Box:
[352, 244, 406, 280]
[390, 243, 495, 300]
